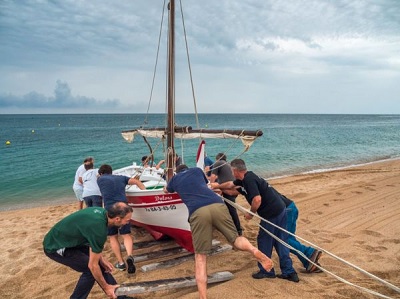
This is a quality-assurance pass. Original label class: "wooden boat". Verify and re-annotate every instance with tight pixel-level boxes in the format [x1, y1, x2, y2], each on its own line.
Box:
[115, 0, 263, 252]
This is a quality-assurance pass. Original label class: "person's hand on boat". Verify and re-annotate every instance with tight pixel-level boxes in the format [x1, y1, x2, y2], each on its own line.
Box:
[155, 159, 165, 170]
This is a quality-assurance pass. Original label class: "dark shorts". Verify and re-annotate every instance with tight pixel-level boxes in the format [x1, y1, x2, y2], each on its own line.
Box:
[83, 195, 103, 207]
[107, 222, 131, 236]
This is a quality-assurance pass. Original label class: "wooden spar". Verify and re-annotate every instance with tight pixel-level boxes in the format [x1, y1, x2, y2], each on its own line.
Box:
[133, 239, 182, 250]
[166, 0, 176, 182]
[190, 128, 263, 136]
[140, 252, 194, 272]
[133, 246, 189, 262]
[140, 244, 232, 272]
[115, 271, 234, 296]
[122, 127, 263, 137]
[133, 238, 220, 253]
[122, 126, 193, 134]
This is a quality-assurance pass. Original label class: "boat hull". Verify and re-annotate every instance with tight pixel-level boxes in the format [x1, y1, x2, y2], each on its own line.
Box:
[126, 189, 194, 252]
[113, 164, 193, 252]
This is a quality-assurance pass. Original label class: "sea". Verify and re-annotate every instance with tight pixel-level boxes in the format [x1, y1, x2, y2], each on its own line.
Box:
[1, 113, 399, 211]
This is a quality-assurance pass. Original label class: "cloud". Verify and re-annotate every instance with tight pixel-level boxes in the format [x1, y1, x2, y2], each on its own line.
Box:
[0, 0, 399, 114]
[0, 80, 120, 109]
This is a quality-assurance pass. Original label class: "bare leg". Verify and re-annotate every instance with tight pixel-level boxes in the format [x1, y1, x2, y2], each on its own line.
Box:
[233, 236, 273, 271]
[121, 234, 133, 257]
[195, 253, 208, 299]
[78, 201, 83, 210]
[109, 235, 124, 264]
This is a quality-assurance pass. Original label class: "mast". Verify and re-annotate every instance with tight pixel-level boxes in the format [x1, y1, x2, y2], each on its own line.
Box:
[166, 0, 175, 181]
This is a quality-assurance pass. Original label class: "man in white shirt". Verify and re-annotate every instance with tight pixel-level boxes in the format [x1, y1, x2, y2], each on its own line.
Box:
[82, 162, 102, 207]
[72, 157, 93, 210]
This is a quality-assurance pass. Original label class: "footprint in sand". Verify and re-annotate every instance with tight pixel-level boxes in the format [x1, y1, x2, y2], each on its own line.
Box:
[331, 233, 351, 239]
[333, 198, 344, 202]
[300, 219, 311, 224]
[24, 266, 42, 278]
[336, 288, 364, 298]
[9, 248, 23, 259]
[311, 211, 323, 215]
[293, 192, 308, 198]
[361, 230, 383, 238]
[318, 237, 333, 244]
[364, 245, 388, 252]
[32, 241, 43, 250]
[382, 238, 400, 245]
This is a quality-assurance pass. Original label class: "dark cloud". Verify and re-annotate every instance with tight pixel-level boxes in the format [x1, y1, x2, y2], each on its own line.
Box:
[0, 0, 399, 114]
[0, 80, 120, 109]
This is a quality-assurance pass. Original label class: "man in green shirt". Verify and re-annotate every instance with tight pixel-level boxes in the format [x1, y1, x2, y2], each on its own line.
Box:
[43, 202, 133, 299]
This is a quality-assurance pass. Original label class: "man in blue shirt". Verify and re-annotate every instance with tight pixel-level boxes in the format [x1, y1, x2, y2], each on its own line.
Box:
[165, 165, 273, 299]
[97, 164, 145, 274]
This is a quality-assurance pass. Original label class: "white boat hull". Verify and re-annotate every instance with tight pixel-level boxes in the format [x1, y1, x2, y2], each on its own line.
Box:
[114, 165, 194, 252]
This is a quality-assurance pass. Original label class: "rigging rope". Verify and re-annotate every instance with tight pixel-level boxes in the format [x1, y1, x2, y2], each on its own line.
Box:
[220, 196, 400, 298]
[143, 0, 167, 127]
[178, 0, 200, 130]
[208, 133, 254, 173]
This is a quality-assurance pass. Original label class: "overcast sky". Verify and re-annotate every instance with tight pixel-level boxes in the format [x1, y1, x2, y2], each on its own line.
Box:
[1, 0, 399, 114]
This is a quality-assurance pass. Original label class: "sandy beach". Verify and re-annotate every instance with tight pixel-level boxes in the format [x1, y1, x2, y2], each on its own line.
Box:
[1, 159, 399, 299]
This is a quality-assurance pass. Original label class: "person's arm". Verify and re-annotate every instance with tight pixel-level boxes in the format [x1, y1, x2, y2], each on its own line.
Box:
[88, 249, 118, 299]
[221, 184, 239, 196]
[210, 180, 235, 190]
[99, 255, 113, 273]
[128, 177, 146, 190]
[209, 173, 218, 183]
[155, 160, 165, 170]
[204, 166, 211, 177]
[244, 195, 262, 220]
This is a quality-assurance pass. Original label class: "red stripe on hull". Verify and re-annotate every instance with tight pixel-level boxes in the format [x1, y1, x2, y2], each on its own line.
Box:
[127, 191, 194, 252]
[131, 220, 194, 252]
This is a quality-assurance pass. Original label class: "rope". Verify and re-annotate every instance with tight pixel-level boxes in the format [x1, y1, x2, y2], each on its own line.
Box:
[220, 195, 400, 298]
[178, 0, 200, 130]
[143, 0, 167, 126]
[209, 146, 254, 175]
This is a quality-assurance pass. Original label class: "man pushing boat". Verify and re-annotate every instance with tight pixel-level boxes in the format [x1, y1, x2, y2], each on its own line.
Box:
[164, 164, 273, 299]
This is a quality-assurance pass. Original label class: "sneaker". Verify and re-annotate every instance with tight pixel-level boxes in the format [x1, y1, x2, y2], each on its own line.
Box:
[277, 272, 300, 283]
[126, 255, 136, 274]
[306, 250, 322, 273]
[252, 271, 276, 279]
[115, 262, 126, 271]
